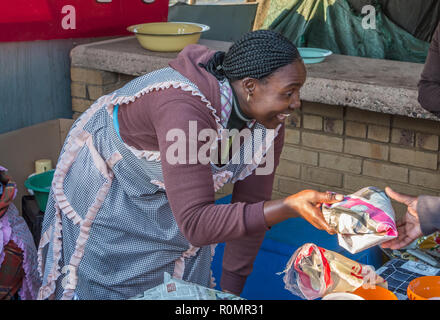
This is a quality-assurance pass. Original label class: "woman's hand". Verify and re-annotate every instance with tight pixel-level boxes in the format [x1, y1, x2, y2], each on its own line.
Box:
[381, 187, 423, 250]
[263, 190, 343, 233]
[284, 190, 344, 235]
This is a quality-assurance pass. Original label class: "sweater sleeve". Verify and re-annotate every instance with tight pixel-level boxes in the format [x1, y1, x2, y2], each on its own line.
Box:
[418, 23, 440, 114]
[146, 88, 269, 248]
[417, 195, 440, 235]
[220, 124, 285, 294]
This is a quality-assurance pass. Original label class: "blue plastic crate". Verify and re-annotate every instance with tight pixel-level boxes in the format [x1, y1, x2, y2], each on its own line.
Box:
[212, 194, 383, 300]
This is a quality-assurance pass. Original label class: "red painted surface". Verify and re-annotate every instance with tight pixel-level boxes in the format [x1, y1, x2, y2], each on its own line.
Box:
[0, 0, 168, 42]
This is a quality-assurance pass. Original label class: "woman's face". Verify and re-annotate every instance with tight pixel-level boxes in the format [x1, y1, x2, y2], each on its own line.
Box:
[235, 60, 307, 129]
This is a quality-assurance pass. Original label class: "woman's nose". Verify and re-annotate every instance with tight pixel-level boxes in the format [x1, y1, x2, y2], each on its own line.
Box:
[289, 96, 301, 109]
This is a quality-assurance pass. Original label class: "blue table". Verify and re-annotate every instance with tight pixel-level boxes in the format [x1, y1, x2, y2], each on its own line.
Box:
[212, 194, 383, 300]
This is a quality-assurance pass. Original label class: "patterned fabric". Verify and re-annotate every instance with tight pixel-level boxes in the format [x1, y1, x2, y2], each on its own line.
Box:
[0, 168, 41, 300]
[0, 240, 24, 300]
[218, 79, 256, 130]
[217, 79, 257, 164]
[0, 175, 16, 218]
[0, 204, 41, 300]
[219, 79, 233, 128]
[38, 67, 279, 300]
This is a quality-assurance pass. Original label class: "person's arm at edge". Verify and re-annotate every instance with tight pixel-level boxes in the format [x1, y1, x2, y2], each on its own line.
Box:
[417, 195, 440, 235]
[418, 23, 440, 113]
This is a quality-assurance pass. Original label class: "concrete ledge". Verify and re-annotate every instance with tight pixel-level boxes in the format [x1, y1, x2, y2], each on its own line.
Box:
[301, 77, 430, 120]
[70, 36, 439, 122]
[70, 36, 232, 76]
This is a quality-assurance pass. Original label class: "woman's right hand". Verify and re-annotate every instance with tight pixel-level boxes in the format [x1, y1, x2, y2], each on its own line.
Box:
[263, 189, 344, 234]
[283, 190, 344, 235]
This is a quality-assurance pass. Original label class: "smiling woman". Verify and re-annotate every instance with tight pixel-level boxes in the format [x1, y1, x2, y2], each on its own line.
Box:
[38, 29, 343, 300]
[199, 30, 306, 129]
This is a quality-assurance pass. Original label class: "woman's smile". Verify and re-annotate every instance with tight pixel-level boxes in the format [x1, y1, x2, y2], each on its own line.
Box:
[276, 112, 291, 123]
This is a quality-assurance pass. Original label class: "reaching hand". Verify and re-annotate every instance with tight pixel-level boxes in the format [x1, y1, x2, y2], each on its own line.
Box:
[284, 190, 344, 235]
[381, 187, 423, 250]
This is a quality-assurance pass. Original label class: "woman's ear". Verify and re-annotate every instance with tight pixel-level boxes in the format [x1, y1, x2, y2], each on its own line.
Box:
[241, 77, 258, 96]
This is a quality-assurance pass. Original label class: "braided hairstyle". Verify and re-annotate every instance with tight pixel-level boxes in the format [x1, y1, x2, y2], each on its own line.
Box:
[200, 30, 301, 82]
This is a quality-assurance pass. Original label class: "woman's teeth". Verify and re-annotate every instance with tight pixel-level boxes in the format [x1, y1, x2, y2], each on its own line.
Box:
[276, 113, 291, 121]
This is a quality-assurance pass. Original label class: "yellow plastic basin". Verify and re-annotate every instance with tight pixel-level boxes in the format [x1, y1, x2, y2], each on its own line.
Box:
[127, 22, 210, 52]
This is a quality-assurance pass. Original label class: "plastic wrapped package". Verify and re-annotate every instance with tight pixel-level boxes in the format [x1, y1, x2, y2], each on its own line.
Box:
[129, 272, 245, 300]
[279, 243, 388, 300]
[322, 187, 398, 254]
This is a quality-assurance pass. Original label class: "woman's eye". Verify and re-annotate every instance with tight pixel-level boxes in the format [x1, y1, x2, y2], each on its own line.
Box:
[286, 92, 293, 97]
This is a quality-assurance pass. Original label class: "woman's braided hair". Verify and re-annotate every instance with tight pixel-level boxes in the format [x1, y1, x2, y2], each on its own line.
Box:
[200, 30, 301, 82]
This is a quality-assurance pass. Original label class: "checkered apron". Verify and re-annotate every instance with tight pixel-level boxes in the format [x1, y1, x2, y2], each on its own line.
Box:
[37, 67, 280, 300]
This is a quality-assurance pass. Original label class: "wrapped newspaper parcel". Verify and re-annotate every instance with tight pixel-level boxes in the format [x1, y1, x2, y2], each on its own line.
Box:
[322, 187, 398, 254]
[279, 243, 387, 300]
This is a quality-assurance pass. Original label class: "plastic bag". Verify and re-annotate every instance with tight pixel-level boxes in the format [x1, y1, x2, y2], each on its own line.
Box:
[322, 186, 398, 254]
[267, 0, 430, 63]
[129, 272, 245, 300]
[279, 243, 387, 300]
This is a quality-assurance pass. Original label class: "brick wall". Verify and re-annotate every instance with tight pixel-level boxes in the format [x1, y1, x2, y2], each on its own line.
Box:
[70, 67, 136, 119]
[70, 67, 440, 218]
